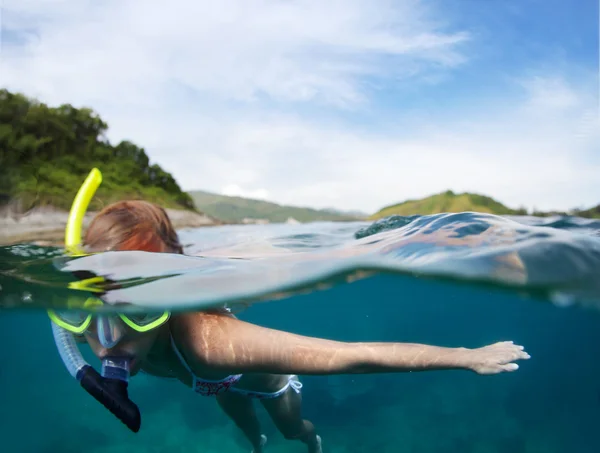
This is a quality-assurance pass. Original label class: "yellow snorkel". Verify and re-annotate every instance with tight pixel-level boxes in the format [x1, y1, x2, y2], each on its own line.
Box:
[50, 168, 142, 433]
[65, 167, 102, 255]
[61, 167, 105, 296]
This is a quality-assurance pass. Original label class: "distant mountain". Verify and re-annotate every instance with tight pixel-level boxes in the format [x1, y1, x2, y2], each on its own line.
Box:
[187, 190, 362, 223]
[370, 190, 525, 220]
[321, 207, 368, 219]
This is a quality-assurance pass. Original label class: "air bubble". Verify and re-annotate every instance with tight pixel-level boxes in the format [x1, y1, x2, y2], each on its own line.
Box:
[550, 291, 575, 307]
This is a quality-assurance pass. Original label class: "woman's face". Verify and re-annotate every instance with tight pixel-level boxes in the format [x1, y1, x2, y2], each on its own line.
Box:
[83, 317, 163, 375]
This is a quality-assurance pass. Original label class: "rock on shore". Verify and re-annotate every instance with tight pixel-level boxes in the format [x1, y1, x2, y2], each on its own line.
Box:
[0, 205, 220, 246]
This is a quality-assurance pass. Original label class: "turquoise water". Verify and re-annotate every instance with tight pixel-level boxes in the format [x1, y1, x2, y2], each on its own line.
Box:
[1, 212, 600, 452]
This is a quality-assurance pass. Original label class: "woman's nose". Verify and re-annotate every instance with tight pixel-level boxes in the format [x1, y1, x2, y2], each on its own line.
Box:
[96, 315, 127, 349]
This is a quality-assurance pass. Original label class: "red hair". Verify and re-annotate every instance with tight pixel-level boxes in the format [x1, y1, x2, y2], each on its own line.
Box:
[83, 200, 183, 254]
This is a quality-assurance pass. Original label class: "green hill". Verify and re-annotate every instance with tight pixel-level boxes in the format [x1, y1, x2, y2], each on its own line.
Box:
[188, 190, 362, 223]
[370, 190, 525, 220]
[572, 204, 600, 219]
[0, 89, 195, 213]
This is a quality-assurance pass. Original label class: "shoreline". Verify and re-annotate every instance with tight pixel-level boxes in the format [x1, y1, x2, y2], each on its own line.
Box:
[0, 206, 221, 246]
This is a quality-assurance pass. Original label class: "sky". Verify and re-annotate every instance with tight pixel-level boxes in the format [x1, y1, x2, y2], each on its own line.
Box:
[1, 0, 599, 214]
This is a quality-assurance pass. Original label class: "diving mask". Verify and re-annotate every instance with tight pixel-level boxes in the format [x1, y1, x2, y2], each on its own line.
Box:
[48, 306, 170, 347]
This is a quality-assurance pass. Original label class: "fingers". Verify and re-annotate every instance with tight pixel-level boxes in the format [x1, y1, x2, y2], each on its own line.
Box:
[510, 345, 531, 360]
[495, 341, 523, 350]
[495, 342, 531, 360]
[500, 363, 519, 372]
[497, 349, 531, 365]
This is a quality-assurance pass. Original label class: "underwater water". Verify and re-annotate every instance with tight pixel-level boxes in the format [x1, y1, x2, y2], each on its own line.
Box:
[1, 212, 600, 453]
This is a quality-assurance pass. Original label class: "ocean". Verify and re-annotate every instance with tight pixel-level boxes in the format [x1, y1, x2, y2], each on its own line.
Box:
[1, 211, 599, 453]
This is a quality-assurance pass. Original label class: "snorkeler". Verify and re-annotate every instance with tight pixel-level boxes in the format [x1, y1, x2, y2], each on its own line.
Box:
[49, 169, 530, 453]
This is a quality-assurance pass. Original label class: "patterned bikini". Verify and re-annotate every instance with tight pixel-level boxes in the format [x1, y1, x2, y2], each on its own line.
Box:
[170, 335, 303, 399]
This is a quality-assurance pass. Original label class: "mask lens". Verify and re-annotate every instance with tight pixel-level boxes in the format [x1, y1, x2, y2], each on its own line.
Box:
[125, 313, 167, 327]
[52, 310, 91, 330]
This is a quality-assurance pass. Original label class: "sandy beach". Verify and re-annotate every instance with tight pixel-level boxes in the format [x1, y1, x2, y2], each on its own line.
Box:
[0, 205, 220, 246]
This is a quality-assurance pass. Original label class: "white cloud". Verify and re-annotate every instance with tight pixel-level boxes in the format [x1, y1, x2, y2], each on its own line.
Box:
[2, 0, 598, 214]
[520, 76, 581, 110]
[2, 0, 468, 107]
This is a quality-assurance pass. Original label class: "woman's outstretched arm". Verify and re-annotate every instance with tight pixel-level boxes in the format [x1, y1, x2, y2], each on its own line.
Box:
[174, 313, 530, 376]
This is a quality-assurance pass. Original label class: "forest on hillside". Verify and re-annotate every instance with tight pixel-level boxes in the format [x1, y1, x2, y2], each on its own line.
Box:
[0, 89, 194, 212]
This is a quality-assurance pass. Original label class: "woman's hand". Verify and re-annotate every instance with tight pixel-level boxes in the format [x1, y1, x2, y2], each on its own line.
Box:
[466, 341, 531, 375]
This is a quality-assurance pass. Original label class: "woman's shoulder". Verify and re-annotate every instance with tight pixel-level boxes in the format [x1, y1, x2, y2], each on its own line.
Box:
[170, 309, 237, 350]
[174, 307, 236, 324]
[169, 309, 243, 375]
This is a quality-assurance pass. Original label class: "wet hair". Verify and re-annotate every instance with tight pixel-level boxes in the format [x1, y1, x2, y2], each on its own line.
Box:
[83, 200, 184, 254]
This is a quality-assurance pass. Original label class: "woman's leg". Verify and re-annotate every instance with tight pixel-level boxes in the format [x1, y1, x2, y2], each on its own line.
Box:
[260, 379, 322, 453]
[216, 392, 267, 452]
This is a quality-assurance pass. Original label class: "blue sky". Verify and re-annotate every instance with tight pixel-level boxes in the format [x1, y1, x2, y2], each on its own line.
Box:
[2, 0, 599, 213]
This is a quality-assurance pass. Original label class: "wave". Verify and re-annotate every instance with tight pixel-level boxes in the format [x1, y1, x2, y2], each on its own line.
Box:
[1, 212, 599, 313]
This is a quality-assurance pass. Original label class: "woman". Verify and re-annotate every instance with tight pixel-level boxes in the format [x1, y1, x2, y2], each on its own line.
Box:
[54, 200, 530, 453]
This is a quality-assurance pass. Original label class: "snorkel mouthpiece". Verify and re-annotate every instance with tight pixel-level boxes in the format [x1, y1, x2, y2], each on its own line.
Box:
[79, 359, 141, 433]
[51, 168, 142, 433]
[102, 356, 131, 381]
